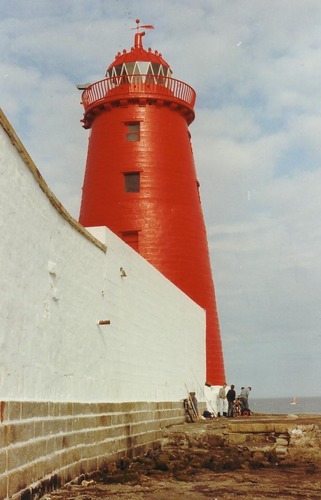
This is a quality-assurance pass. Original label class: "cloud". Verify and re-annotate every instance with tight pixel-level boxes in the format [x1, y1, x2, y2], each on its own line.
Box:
[1, 0, 321, 397]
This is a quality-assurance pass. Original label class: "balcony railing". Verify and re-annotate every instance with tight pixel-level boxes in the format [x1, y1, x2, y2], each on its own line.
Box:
[81, 75, 196, 111]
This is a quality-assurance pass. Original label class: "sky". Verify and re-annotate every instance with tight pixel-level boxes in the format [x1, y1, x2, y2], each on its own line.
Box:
[1, 0, 321, 399]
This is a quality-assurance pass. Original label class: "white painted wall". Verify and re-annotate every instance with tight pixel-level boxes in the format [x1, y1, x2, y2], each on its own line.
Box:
[0, 112, 206, 403]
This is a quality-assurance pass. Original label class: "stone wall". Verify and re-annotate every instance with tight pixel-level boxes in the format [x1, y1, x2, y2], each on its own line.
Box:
[0, 108, 206, 402]
[0, 92, 206, 498]
[0, 400, 185, 499]
[225, 417, 321, 463]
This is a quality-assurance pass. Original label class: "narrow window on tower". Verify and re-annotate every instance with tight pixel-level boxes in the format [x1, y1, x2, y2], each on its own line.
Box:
[196, 180, 201, 203]
[124, 172, 140, 192]
[121, 230, 139, 252]
[126, 122, 140, 141]
[188, 130, 193, 153]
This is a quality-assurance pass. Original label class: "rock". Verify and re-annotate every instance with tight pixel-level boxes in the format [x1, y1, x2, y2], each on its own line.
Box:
[276, 437, 288, 446]
[80, 479, 95, 487]
[275, 445, 288, 456]
[106, 461, 118, 473]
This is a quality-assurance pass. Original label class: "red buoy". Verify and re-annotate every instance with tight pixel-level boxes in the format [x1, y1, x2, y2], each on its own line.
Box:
[79, 28, 225, 385]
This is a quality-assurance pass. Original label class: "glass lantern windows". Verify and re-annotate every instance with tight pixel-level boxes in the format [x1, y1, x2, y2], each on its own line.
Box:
[106, 61, 172, 81]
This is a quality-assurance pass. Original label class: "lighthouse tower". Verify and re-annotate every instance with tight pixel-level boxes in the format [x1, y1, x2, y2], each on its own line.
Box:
[79, 23, 225, 385]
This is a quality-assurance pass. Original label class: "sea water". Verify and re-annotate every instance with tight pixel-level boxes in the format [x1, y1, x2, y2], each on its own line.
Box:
[250, 397, 321, 415]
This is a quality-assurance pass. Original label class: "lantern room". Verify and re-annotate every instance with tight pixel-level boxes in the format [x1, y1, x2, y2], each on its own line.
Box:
[106, 31, 173, 81]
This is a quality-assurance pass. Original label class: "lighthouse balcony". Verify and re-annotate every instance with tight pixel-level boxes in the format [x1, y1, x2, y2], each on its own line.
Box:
[80, 75, 196, 127]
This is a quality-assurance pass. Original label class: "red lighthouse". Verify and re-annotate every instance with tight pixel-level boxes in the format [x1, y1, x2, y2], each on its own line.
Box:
[79, 23, 225, 385]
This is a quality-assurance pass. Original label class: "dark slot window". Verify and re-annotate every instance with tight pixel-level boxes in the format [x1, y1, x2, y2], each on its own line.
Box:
[126, 122, 140, 141]
[124, 172, 140, 192]
[121, 230, 139, 252]
[196, 180, 201, 202]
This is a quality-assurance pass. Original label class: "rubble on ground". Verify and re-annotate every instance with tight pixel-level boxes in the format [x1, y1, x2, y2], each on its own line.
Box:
[41, 414, 321, 499]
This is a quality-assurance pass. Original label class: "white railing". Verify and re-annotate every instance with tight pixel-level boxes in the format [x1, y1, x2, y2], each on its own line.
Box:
[82, 75, 196, 110]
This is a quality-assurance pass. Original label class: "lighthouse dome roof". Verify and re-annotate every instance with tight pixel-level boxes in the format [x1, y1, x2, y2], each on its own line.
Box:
[106, 31, 172, 79]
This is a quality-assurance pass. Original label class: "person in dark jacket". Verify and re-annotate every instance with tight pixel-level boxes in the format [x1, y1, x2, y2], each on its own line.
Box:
[226, 384, 236, 417]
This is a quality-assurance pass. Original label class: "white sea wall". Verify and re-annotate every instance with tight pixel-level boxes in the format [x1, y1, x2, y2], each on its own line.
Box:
[0, 110, 206, 404]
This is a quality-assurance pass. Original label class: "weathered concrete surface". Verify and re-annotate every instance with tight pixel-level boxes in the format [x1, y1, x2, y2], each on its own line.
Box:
[224, 414, 321, 464]
[40, 414, 321, 499]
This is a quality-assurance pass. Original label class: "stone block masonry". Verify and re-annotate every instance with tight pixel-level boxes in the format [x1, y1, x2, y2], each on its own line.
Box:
[225, 416, 321, 463]
[0, 400, 185, 499]
[0, 79, 206, 498]
[0, 108, 207, 495]
[0, 108, 206, 405]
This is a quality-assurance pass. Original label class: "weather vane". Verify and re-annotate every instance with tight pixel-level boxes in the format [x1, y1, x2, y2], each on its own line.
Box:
[132, 19, 155, 31]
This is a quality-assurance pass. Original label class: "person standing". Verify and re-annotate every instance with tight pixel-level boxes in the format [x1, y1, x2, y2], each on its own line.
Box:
[240, 386, 252, 410]
[217, 383, 227, 417]
[226, 384, 236, 417]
